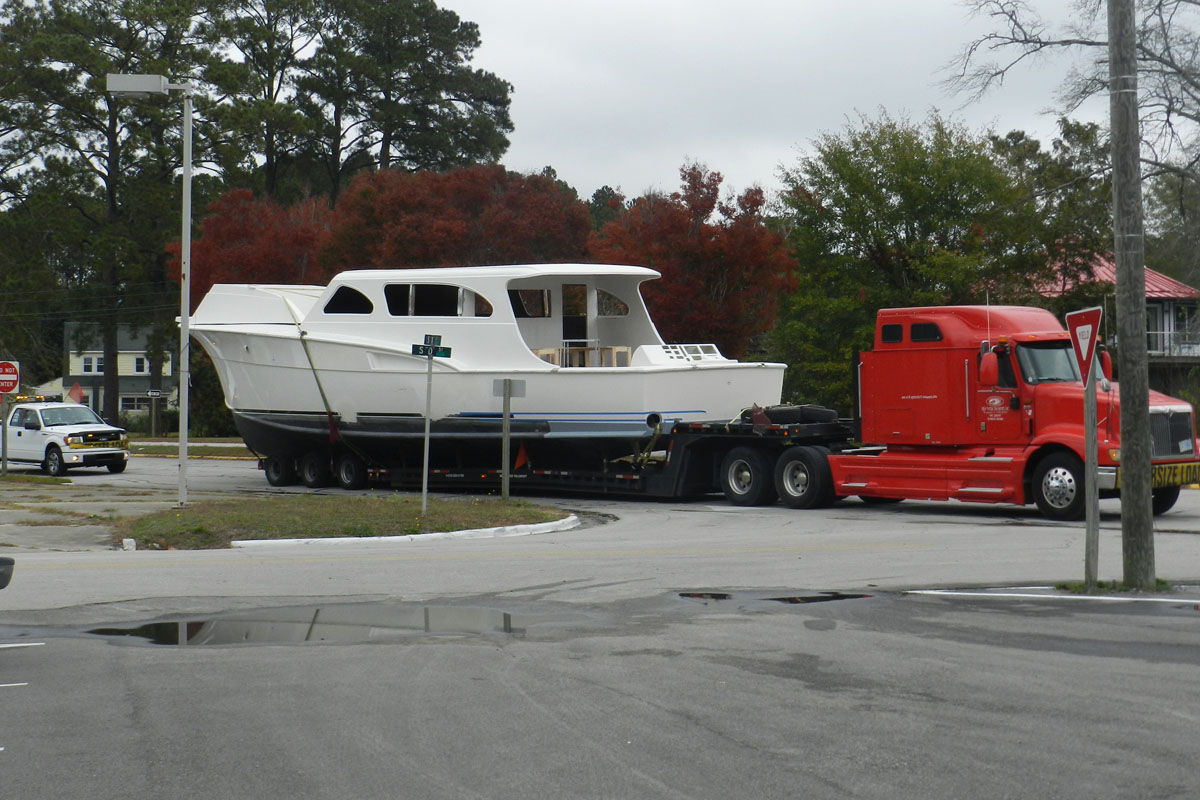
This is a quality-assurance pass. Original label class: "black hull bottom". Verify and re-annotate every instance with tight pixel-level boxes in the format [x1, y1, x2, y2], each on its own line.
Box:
[233, 410, 656, 474]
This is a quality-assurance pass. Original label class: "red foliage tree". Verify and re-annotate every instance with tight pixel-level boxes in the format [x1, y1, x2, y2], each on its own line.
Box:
[168, 189, 334, 309]
[588, 163, 797, 358]
[323, 165, 591, 269]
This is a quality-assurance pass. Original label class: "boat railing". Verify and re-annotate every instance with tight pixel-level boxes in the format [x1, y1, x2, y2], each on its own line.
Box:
[533, 341, 633, 367]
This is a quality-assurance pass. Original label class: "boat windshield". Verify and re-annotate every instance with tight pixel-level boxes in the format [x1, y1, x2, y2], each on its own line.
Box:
[1015, 341, 1081, 384]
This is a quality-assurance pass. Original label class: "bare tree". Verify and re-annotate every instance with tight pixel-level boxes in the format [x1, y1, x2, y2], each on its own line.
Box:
[950, 0, 1200, 181]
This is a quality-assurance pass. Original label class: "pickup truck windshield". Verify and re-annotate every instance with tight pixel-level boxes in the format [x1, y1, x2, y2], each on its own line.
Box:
[1015, 342, 1081, 384]
[39, 407, 107, 427]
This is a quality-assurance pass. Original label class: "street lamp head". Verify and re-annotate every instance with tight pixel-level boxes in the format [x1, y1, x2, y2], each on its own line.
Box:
[106, 73, 169, 97]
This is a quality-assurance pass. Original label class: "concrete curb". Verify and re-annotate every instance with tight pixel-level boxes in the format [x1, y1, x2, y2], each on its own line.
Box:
[229, 514, 580, 548]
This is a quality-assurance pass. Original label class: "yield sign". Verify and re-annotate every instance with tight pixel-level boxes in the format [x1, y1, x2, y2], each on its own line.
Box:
[1065, 307, 1103, 383]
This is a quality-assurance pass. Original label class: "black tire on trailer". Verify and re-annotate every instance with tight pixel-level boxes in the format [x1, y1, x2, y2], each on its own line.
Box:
[1152, 485, 1181, 516]
[720, 446, 779, 506]
[264, 454, 297, 487]
[774, 445, 835, 509]
[1032, 451, 1085, 521]
[300, 452, 332, 488]
[335, 452, 368, 490]
[44, 446, 67, 477]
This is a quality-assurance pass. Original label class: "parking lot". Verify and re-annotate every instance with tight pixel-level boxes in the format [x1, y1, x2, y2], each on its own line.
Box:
[2, 456, 1199, 799]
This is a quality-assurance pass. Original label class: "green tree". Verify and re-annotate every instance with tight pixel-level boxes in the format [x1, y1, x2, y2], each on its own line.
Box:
[772, 113, 1015, 411]
[0, 0, 213, 419]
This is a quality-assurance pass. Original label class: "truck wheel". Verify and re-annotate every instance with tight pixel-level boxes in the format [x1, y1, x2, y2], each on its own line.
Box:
[299, 452, 332, 488]
[1152, 485, 1181, 516]
[264, 454, 297, 487]
[335, 452, 368, 490]
[107, 461, 127, 474]
[774, 446, 835, 509]
[43, 446, 68, 477]
[720, 447, 778, 506]
[1032, 452, 1085, 521]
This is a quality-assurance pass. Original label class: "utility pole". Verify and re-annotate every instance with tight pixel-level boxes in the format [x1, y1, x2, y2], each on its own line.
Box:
[1107, 0, 1155, 589]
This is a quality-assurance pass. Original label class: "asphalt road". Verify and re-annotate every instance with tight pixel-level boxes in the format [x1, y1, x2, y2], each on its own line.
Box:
[1, 457, 1199, 799]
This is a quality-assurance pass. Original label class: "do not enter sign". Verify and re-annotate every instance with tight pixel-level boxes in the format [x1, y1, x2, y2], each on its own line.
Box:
[0, 361, 18, 394]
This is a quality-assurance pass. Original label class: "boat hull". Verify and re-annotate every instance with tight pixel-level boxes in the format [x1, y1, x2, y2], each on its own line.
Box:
[194, 328, 785, 451]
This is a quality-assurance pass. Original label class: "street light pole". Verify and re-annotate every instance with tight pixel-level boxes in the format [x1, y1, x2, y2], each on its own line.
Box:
[105, 74, 194, 507]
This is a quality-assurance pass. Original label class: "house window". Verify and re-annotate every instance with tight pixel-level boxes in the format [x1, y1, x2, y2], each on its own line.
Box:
[134, 356, 148, 374]
[82, 356, 104, 373]
[120, 396, 151, 412]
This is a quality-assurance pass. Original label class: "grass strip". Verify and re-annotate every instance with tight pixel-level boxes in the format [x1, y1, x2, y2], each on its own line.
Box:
[116, 493, 568, 550]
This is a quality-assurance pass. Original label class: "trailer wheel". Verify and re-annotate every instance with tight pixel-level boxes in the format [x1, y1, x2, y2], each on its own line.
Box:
[299, 452, 332, 488]
[1032, 452, 1085, 520]
[335, 452, 368, 490]
[774, 446, 835, 509]
[264, 454, 297, 487]
[720, 447, 778, 506]
[1152, 485, 1181, 516]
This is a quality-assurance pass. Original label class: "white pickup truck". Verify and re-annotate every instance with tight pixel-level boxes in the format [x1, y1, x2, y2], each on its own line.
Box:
[3, 400, 128, 476]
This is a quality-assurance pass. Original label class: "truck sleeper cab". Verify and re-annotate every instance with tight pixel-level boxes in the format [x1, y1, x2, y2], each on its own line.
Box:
[825, 306, 1200, 520]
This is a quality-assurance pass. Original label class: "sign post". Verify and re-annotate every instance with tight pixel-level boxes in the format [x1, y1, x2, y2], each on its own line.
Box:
[412, 336, 451, 515]
[0, 360, 18, 477]
[493, 379, 526, 500]
[1066, 307, 1103, 591]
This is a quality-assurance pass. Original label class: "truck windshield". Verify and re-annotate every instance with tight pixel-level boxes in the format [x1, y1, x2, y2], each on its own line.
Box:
[1015, 342, 1081, 384]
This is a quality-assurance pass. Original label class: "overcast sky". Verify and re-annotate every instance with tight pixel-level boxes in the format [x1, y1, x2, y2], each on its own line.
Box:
[440, 0, 1107, 202]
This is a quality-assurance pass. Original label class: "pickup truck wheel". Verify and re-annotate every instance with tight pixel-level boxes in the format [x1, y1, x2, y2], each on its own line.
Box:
[107, 461, 127, 474]
[1032, 452, 1085, 520]
[774, 446, 835, 509]
[43, 446, 68, 477]
[1152, 485, 1181, 516]
[720, 447, 778, 506]
[335, 452, 368, 490]
[264, 454, 297, 487]
[300, 452, 332, 488]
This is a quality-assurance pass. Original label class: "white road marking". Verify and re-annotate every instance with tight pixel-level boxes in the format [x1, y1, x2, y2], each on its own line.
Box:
[0, 642, 45, 649]
[1, 683, 29, 688]
[908, 589, 1200, 605]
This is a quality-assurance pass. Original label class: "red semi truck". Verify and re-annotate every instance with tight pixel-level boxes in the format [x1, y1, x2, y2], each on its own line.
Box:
[778, 305, 1200, 519]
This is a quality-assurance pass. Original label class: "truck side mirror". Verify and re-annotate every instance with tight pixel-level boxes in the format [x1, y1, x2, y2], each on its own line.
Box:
[1098, 350, 1113, 382]
[979, 352, 999, 386]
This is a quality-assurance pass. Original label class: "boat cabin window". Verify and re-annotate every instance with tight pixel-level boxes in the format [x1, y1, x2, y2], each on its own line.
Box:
[510, 289, 551, 318]
[383, 283, 491, 317]
[597, 288, 629, 317]
[384, 284, 410, 315]
[324, 286, 374, 314]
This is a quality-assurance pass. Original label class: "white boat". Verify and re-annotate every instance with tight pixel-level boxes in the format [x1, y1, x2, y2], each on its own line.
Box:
[189, 263, 785, 473]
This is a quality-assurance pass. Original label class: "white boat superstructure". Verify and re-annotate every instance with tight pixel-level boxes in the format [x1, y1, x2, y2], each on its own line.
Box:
[189, 264, 785, 459]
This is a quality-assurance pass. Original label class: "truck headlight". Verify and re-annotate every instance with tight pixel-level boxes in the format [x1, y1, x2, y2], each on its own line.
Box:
[1107, 448, 1121, 463]
[65, 435, 83, 445]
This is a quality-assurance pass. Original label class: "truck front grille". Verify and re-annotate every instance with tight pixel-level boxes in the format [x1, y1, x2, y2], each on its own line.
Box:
[1149, 410, 1195, 458]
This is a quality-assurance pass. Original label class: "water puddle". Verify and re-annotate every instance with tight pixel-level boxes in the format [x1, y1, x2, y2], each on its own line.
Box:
[89, 604, 517, 646]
